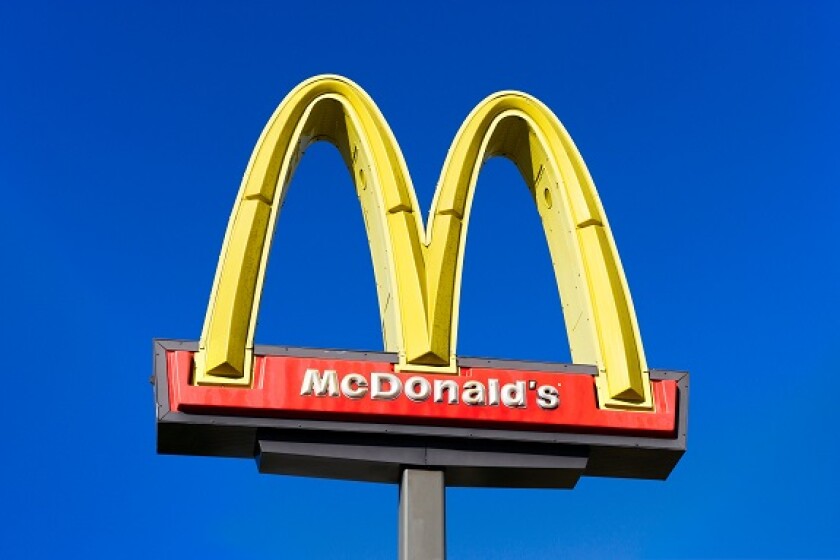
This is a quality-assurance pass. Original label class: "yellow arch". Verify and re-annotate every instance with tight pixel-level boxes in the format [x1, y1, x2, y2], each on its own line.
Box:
[195, 75, 651, 409]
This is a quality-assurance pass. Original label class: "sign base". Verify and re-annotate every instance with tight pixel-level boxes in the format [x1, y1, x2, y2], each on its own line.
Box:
[154, 340, 687, 488]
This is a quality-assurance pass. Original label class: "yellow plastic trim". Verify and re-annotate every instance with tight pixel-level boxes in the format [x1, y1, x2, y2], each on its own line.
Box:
[195, 75, 651, 409]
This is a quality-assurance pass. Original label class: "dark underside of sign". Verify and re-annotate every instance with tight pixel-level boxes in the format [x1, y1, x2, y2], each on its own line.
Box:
[153, 340, 688, 489]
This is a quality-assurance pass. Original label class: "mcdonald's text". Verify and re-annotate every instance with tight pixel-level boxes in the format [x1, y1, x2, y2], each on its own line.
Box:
[165, 349, 679, 437]
[300, 369, 561, 410]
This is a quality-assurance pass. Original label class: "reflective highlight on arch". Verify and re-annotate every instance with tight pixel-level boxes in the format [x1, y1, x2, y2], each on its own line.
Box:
[195, 75, 651, 409]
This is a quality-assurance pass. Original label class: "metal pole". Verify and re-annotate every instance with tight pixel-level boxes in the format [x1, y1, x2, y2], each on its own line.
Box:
[398, 469, 446, 560]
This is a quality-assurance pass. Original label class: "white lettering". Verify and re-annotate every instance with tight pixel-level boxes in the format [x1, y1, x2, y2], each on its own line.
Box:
[487, 378, 500, 406]
[433, 379, 459, 404]
[300, 369, 339, 397]
[405, 376, 432, 402]
[340, 373, 368, 399]
[371, 373, 401, 400]
[501, 381, 526, 408]
[536, 385, 560, 409]
[462, 381, 486, 405]
[300, 368, 561, 414]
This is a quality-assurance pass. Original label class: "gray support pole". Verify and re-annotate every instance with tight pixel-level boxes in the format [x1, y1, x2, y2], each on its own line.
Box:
[398, 469, 446, 560]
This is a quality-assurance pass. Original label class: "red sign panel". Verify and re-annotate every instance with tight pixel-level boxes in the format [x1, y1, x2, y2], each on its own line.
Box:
[167, 350, 677, 438]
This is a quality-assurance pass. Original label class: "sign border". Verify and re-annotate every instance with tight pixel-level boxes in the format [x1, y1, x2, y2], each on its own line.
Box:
[154, 340, 687, 488]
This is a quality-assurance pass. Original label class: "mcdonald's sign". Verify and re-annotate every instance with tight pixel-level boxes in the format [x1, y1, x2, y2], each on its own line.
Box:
[153, 76, 687, 487]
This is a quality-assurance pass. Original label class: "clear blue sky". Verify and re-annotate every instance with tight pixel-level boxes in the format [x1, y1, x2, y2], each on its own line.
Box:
[2, 1, 838, 558]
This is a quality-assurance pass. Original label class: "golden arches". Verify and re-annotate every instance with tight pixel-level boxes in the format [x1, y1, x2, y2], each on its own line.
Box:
[195, 75, 651, 409]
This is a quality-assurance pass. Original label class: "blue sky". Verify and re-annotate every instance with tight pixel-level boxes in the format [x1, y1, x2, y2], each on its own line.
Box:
[2, 1, 838, 558]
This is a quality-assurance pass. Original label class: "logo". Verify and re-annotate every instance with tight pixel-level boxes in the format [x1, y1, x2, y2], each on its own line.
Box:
[154, 75, 687, 489]
[194, 75, 651, 410]
[299, 368, 560, 410]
